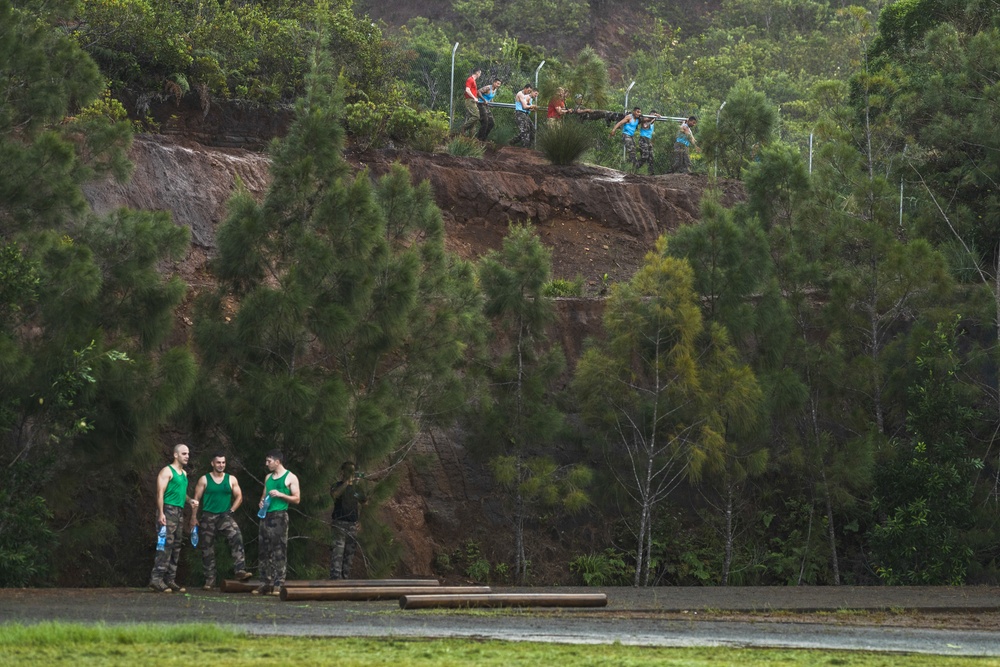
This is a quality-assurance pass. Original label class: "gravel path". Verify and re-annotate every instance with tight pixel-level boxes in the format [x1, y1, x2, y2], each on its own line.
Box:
[1, 586, 998, 656]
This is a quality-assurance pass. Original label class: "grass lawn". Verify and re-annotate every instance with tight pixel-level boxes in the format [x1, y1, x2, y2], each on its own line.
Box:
[1, 622, 997, 666]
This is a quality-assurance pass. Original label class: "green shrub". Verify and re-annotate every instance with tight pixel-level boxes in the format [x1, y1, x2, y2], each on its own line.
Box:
[537, 119, 592, 165]
[447, 136, 485, 157]
[466, 557, 491, 582]
[0, 487, 55, 587]
[542, 276, 584, 297]
[569, 548, 633, 586]
[390, 107, 449, 152]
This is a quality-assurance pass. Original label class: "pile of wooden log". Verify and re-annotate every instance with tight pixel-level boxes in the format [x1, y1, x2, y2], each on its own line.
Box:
[219, 578, 607, 609]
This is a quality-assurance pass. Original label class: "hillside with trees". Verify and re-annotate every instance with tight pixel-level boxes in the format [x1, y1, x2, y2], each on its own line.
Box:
[2, 0, 999, 588]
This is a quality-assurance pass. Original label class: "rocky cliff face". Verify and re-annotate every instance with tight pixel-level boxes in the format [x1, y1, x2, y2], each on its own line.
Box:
[83, 128, 743, 580]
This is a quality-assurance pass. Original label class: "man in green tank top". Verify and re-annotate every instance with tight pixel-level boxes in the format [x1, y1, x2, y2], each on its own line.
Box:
[149, 443, 197, 593]
[252, 449, 300, 596]
[191, 452, 253, 589]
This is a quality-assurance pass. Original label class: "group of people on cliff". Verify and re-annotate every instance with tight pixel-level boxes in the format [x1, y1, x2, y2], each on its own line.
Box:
[149, 444, 366, 595]
[459, 67, 699, 174]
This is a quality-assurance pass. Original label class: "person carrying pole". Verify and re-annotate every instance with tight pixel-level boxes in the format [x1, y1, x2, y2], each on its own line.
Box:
[671, 116, 698, 174]
[512, 83, 538, 147]
[460, 68, 482, 137]
[477, 78, 502, 141]
[610, 106, 642, 170]
[636, 110, 664, 175]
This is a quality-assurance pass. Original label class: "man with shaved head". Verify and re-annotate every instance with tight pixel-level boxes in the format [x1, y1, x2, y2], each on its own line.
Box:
[149, 443, 198, 593]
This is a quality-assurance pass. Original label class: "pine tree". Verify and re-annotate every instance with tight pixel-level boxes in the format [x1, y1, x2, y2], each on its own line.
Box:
[574, 237, 760, 586]
[194, 49, 482, 576]
[475, 225, 590, 583]
[1, 0, 194, 584]
[667, 194, 781, 584]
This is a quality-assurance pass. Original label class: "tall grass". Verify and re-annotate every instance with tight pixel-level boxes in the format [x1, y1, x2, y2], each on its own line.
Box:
[537, 120, 592, 165]
[0, 622, 237, 646]
[447, 136, 485, 157]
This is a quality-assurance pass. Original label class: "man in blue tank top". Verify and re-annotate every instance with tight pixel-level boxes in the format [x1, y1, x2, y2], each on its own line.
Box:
[610, 106, 642, 170]
[477, 78, 502, 141]
[636, 109, 664, 175]
[671, 116, 699, 173]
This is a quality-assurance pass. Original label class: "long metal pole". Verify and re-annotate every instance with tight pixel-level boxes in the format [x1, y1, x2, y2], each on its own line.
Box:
[900, 179, 904, 226]
[533, 60, 545, 147]
[623, 81, 636, 161]
[449, 42, 459, 132]
[715, 100, 726, 177]
[809, 132, 814, 174]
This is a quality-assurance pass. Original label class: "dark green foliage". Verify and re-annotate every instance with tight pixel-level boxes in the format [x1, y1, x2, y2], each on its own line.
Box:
[196, 48, 482, 577]
[869, 320, 981, 584]
[537, 120, 592, 166]
[569, 548, 633, 586]
[1, 0, 195, 585]
[0, 478, 54, 587]
[699, 79, 778, 178]
[475, 225, 589, 582]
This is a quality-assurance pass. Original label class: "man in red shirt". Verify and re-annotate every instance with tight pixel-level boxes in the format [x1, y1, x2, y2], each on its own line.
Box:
[460, 67, 482, 137]
[547, 87, 569, 125]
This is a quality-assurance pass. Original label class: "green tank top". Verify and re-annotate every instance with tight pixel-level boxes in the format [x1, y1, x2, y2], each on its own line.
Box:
[202, 473, 231, 514]
[264, 470, 291, 512]
[163, 465, 188, 508]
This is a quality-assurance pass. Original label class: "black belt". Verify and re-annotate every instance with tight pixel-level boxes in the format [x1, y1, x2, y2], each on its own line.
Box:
[517, 110, 530, 114]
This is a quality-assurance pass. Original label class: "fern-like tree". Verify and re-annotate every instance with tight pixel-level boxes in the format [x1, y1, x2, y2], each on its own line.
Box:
[1, 0, 195, 585]
[194, 49, 482, 577]
[475, 225, 590, 583]
[574, 237, 760, 586]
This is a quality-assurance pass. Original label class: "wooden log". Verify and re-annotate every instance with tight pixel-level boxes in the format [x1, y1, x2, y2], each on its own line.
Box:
[221, 578, 440, 593]
[283, 579, 440, 588]
[220, 580, 264, 593]
[399, 593, 608, 610]
[280, 585, 491, 602]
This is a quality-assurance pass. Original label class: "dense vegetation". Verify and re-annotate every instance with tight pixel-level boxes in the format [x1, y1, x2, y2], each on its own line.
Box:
[2, 0, 999, 587]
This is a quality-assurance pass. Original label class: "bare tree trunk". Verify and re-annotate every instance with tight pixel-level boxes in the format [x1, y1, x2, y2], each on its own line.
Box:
[822, 475, 841, 585]
[515, 488, 526, 583]
[722, 482, 734, 585]
[634, 494, 648, 587]
[797, 505, 814, 586]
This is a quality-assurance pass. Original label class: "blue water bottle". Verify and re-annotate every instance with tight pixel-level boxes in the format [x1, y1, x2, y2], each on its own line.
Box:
[191, 525, 199, 547]
[257, 495, 270, 519]
[156, 524, 167, 551]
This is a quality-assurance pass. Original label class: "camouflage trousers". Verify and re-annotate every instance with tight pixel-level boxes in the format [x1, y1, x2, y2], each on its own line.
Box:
[672, 142, 691, 173]
[258, 510, 289, 587]
[513, 111, 534, 146]
[622, 134, 637, 168]
[199, 511, 246, 585]
[149, 504, 184, 586]
[460, 98, 480, 136]
[476, 104, 495, 140]
[636, 136, 654, 173]
[329, 520, 359, 579]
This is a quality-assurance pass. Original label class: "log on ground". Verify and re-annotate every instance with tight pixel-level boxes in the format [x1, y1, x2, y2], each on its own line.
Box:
[280, 585, 491, 602]
[222, 578, 440, 593]
[399, 593, 608, 610]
